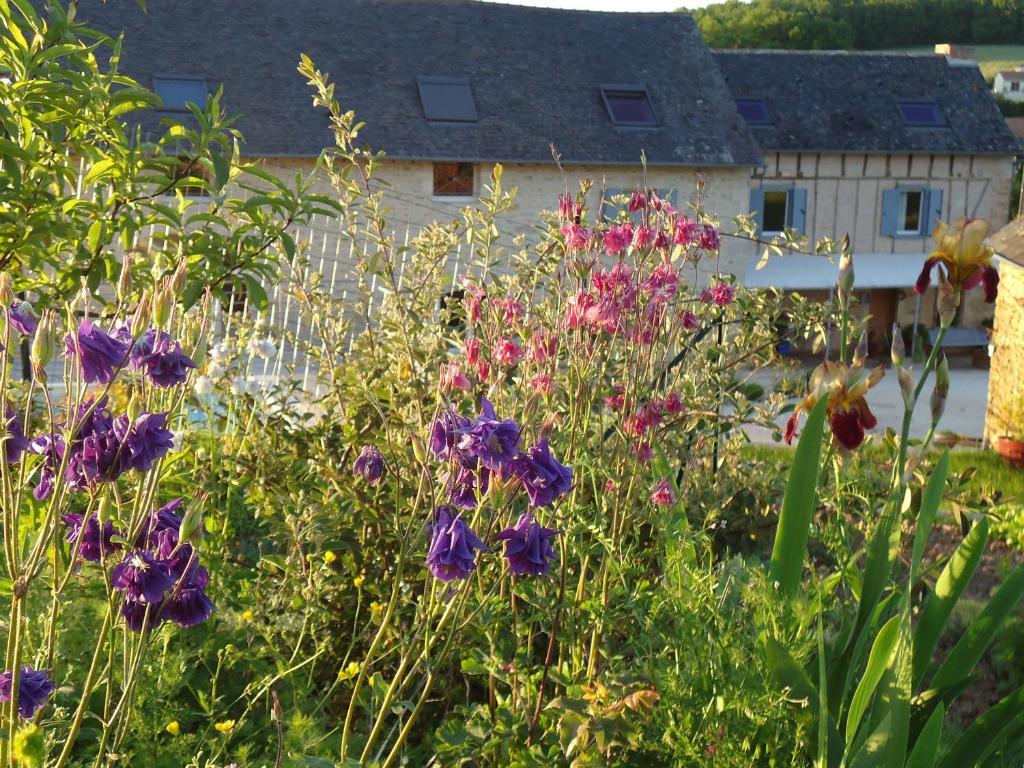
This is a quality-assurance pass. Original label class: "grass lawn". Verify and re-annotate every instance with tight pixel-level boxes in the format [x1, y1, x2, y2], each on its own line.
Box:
[894, 44, 1024, 80]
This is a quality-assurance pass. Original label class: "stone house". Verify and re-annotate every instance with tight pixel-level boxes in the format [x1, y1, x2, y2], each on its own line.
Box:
[714, 50, 1020, 348]
[986, 217, 1024, 443]
[79, 0, 1020, 336]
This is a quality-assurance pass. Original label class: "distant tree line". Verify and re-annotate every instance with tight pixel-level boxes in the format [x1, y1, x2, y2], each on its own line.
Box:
[690, 0, 1024, 50]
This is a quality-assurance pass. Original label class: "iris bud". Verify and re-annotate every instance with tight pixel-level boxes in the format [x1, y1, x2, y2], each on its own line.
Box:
[890, 324, 905, 367]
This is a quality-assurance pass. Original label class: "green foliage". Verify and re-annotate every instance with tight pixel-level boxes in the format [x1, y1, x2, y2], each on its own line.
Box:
[0, 0, 337, 309]
[692, 0, 1024, 51]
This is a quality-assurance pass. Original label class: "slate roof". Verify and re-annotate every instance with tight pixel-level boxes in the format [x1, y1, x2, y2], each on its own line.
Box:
[991, 217, 1024, 268]
[73, 0, 762, 168]
[713, 50, 1022, 156]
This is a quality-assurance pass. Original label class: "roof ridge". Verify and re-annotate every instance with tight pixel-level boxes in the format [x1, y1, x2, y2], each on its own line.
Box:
[713, 48, 939, 58]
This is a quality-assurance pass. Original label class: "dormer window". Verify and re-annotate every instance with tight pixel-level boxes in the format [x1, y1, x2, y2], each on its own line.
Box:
[735, 98, 771, 125]
[417, 76, 478, 123]
[600, 85, 657, 127]
[153, 77, 207, 111]
[897, 99, 944, 127]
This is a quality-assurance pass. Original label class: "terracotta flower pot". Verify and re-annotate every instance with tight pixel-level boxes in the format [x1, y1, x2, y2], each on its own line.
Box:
[997, 437, 1024, 467]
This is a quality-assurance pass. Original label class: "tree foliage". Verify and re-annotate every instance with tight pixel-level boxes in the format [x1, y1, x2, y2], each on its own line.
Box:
[691, 0, 1024, 51]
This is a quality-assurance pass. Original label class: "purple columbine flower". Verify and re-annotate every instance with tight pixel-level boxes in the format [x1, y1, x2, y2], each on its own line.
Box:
[458, 399, 520, 471]
[0, 666, 55, 719]
[121, 598, 161, 633]
[9, 301, 37, 336]
[63, 513, 123, 563]
[3, 402, 29, 465]
[112, 549, 174, 604]
[65, 425, 123, 488]
[429, 409, 471, 461]
[425, 505, 488, 582]
[161, 563, 215, 628]
[28, 433, 64, 500]
[65, 320, 130, 384]
[507, 439, 573, 508]
[353, 445, 385, 485]
[135, 498, 184, 548]
[495, 512, 559, 576]
[112, 412, 174, 474]
[446, 463, 489, 509]
[130, 328, 197, 388]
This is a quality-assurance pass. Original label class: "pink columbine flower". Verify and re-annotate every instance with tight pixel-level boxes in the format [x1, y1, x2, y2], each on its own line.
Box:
[641, 261, 679, 304]
[650, 478, 676, 506]
[679, 310, 699, 330]
[440, 362, 471, 392]
[528, 332, 557, 364]
[604, 479, 618, 494]
[603, 223, 634, 256]
[495, 337, 524, 367]
[562, 223, 591, 251]
[701, 283, 735, 307]
[463, 280, 486, 323]
[674, 217, 698, 246]
[558, 193, 582, 223]
[628, 189, 649, 213]
[634, 441, 653, 463]
[632, 225, 656, 251]
[529, 373, 554, 395]
[565, 291, 596, 330]
[464, 337, 482, 367]
[605, 386, 625, 412]
[496, 297, 524, 324]
[663, 392, 684, 415]
[699, 224, 721, 251]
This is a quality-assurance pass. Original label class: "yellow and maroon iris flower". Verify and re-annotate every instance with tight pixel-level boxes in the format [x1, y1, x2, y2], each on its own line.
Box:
[785, 360, 885, 451]
[915, 218, 998, 303]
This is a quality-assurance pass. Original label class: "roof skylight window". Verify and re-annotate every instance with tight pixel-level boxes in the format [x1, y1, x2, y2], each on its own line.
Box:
[600, 85, 658, 127]
[897, 100, 945, 127]
[417, 76, 478, 123]
[735, 98, 772, 125]
[153, 77, 208, 111]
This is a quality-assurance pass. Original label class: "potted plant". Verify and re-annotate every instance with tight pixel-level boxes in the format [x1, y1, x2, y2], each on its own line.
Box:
[994, 396, 1024, 466]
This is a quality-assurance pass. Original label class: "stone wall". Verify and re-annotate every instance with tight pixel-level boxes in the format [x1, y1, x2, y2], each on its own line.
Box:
[985, 259, 1024, 444]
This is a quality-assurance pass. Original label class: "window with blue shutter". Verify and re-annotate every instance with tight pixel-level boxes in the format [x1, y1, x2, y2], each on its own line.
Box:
[750, 187, 807, 236]
[881, 186, 940, 238]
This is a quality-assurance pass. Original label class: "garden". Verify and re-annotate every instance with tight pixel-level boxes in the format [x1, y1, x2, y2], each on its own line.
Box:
[2, 4, 1024, 767]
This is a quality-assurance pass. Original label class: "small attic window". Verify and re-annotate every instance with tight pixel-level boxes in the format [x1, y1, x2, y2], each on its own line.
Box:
[897, 100, 945, 127]
[417, 76, 478, 123]
[600, 85, 658, 127]
[153, 77, 208, 111]
[735, 98, 771, 125]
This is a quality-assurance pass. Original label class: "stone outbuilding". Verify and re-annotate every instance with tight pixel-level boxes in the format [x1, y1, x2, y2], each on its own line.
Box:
[985, 217, 1024, 443]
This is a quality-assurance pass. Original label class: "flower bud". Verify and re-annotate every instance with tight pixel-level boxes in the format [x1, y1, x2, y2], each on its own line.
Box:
[897, 365, 915, 411]
[153, 282, 173, 328]
[0, 272, 13, 310]
[117, 254, 133, 303]
[177, 499, 204, 550]
[132, 293, 151, 333]
[837, 249, 854, 306]
[126, 394, 141, 423]
[96, 495, 112, 526]
[890, 324, 905, 367]
[930, 353, 950, 425]
[170, 258, 187, 298]
[853, 330, 869, 368]
[30, 311, 57, 370]
[937, 280, 960, 329]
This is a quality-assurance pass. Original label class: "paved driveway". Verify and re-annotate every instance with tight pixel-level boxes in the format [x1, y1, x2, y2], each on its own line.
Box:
[743, 367, 989, 445]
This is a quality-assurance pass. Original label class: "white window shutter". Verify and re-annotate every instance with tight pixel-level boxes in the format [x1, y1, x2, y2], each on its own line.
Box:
[880, 189, 900, 237]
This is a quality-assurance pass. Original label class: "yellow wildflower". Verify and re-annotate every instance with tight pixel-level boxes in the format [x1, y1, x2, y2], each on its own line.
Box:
[214, 719, 235, 734]
[165, 721, 181, 736]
